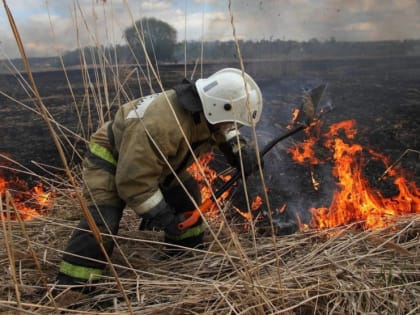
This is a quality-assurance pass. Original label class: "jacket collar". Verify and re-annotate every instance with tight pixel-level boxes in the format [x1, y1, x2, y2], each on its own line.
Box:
[173, 79, 203, 113]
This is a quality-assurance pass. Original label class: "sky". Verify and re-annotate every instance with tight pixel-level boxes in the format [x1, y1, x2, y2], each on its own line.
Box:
[1, 0, 420, 59]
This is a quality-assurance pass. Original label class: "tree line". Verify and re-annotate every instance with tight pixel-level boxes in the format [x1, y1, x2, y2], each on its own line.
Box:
[57, 39, 420, 68]
[2, 17, 420, 72]
[54, 14, 420, 67]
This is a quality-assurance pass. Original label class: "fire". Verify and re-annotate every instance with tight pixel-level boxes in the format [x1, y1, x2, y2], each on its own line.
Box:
[288, 122, 322, 165]
[0, 175, 53, 220]
[251, 195, 263, 210]
[289, 119, 420, 230]
[187, 152, 232, 219]
[33, 183, 53, 208]
[188, 152, 267, 225]
[287, 108, 301, 130]
[233, 195, 264, 222]
[0, 177, 6, 192]
[187, 152, 231, 199]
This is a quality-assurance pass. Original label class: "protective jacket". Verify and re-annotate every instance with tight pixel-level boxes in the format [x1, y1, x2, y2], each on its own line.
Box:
[58, 85, 238, 281]
[86, 89, 223, 214]
[57, 68, 262, 286]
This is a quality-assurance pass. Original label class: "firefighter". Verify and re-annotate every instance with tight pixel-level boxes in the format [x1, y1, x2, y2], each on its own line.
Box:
[55, 68, 263, 290]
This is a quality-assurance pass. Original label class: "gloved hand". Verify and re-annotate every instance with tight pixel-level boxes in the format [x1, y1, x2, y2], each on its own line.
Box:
[164, 213, 205, 253]
[164, 214, 185, 237]
[219, 136, 262, 177]
[235, 144, 261, 177]
[141, 200, 184, 236]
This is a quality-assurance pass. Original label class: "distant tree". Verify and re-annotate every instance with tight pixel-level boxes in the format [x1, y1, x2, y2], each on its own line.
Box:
[124, 17, 177, 63]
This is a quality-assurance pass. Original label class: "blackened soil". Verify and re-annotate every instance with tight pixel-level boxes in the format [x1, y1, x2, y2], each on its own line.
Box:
[233, 56, 419, 226]
[0, 57, 419, 208]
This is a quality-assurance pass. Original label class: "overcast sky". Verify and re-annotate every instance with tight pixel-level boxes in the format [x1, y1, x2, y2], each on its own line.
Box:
[1, 0, 419, 59]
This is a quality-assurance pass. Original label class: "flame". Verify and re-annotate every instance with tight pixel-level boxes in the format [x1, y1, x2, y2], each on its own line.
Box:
[288, 123, 322, 165]
[295, 213, 308, 231]
[287, 108, 301, 130]
[188, 153, 231, 198]
[234, 206, 253, 221]
[251, 195, 263, 210]
[187, 153, 265, 224]
[278, 204, 287, 214]
[0, 175, 53, 220]
[234, 195, 264, 222]
[310, 169, 320, 191]
[33, 183, 53, 208]
[187, 152, 231, 220]
[289, 119, 420, 230]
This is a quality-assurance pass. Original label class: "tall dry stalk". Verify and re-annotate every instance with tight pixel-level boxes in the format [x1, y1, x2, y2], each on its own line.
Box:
[1, 1, 418, 314]
[2, 0, 134, 312]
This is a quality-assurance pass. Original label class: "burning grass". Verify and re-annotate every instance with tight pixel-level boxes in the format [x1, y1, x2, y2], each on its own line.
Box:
[1, 1, 419, 313]
[0, 197, 419, 314]
[1, 144, 417, 314]
[288, 119, 420, 231]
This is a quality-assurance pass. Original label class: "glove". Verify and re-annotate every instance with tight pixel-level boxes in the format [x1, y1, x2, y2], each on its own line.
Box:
[235, 144, 261, 177]
[164, 213, 205, 254]
[219, 136, 261, 177]
[141, 200, 183, 236]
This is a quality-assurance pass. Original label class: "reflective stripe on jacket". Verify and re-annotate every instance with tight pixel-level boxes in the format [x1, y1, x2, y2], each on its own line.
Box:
[87, 90, 218, 216]
[89, 141, 117, 165]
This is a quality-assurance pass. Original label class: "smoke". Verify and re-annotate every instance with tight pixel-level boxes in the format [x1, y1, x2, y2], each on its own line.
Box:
[228, 0, 420, 41]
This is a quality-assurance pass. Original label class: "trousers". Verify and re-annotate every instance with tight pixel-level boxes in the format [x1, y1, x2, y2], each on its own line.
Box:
[61, 157, 202, 272]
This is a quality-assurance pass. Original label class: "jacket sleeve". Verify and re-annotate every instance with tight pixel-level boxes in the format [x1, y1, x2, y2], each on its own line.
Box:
[114, 118, 180, 216]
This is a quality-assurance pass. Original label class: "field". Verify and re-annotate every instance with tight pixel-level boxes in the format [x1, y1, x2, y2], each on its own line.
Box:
[1, 56, 419, 174]
[0, 56, 419, 313]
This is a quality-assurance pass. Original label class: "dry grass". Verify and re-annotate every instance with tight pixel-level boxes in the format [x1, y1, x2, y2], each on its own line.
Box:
[0, 197, 419, 314]
[1, 1, 419, 314]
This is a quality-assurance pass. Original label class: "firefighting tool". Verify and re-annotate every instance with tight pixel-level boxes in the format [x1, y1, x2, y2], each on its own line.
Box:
[178, 84, 327, 230]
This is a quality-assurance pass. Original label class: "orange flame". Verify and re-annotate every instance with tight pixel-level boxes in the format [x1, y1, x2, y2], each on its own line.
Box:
[187, 152, 231, 220]
[287, 108, 301, 130]
[0, 176, 53, 220]
[234, 206, 253, 221]
[289, 119, 420, 230]
[0, 177, 6, 194]
[251, 195, 263, 211]
[187, 153, 265, 225]
[310, 169, 320, 191]
[288, 123, 322, 165]
[33, 183, 53, 208]
[235, 195, 264, 222]
[278, 203, 287, 214]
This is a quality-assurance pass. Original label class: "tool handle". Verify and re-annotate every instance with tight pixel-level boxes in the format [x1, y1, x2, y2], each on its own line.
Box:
[215, 125, 306, 195]
[260, 125, 305, 157]
[176, 85, 327, 230]
[177, 125, 309, 230]
[178, 198, 215, 230]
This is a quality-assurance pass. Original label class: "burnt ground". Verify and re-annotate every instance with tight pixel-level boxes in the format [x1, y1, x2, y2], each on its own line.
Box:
[0, 56, 419, 225]
[232, 56, 420, 229]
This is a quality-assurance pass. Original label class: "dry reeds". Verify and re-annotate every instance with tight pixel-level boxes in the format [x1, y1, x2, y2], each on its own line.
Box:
[1, 1, 419, 314]
[0, 203, 419, 314]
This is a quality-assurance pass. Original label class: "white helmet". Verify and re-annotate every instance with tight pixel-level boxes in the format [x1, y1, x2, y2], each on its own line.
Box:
[195, 68, 263, 126]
